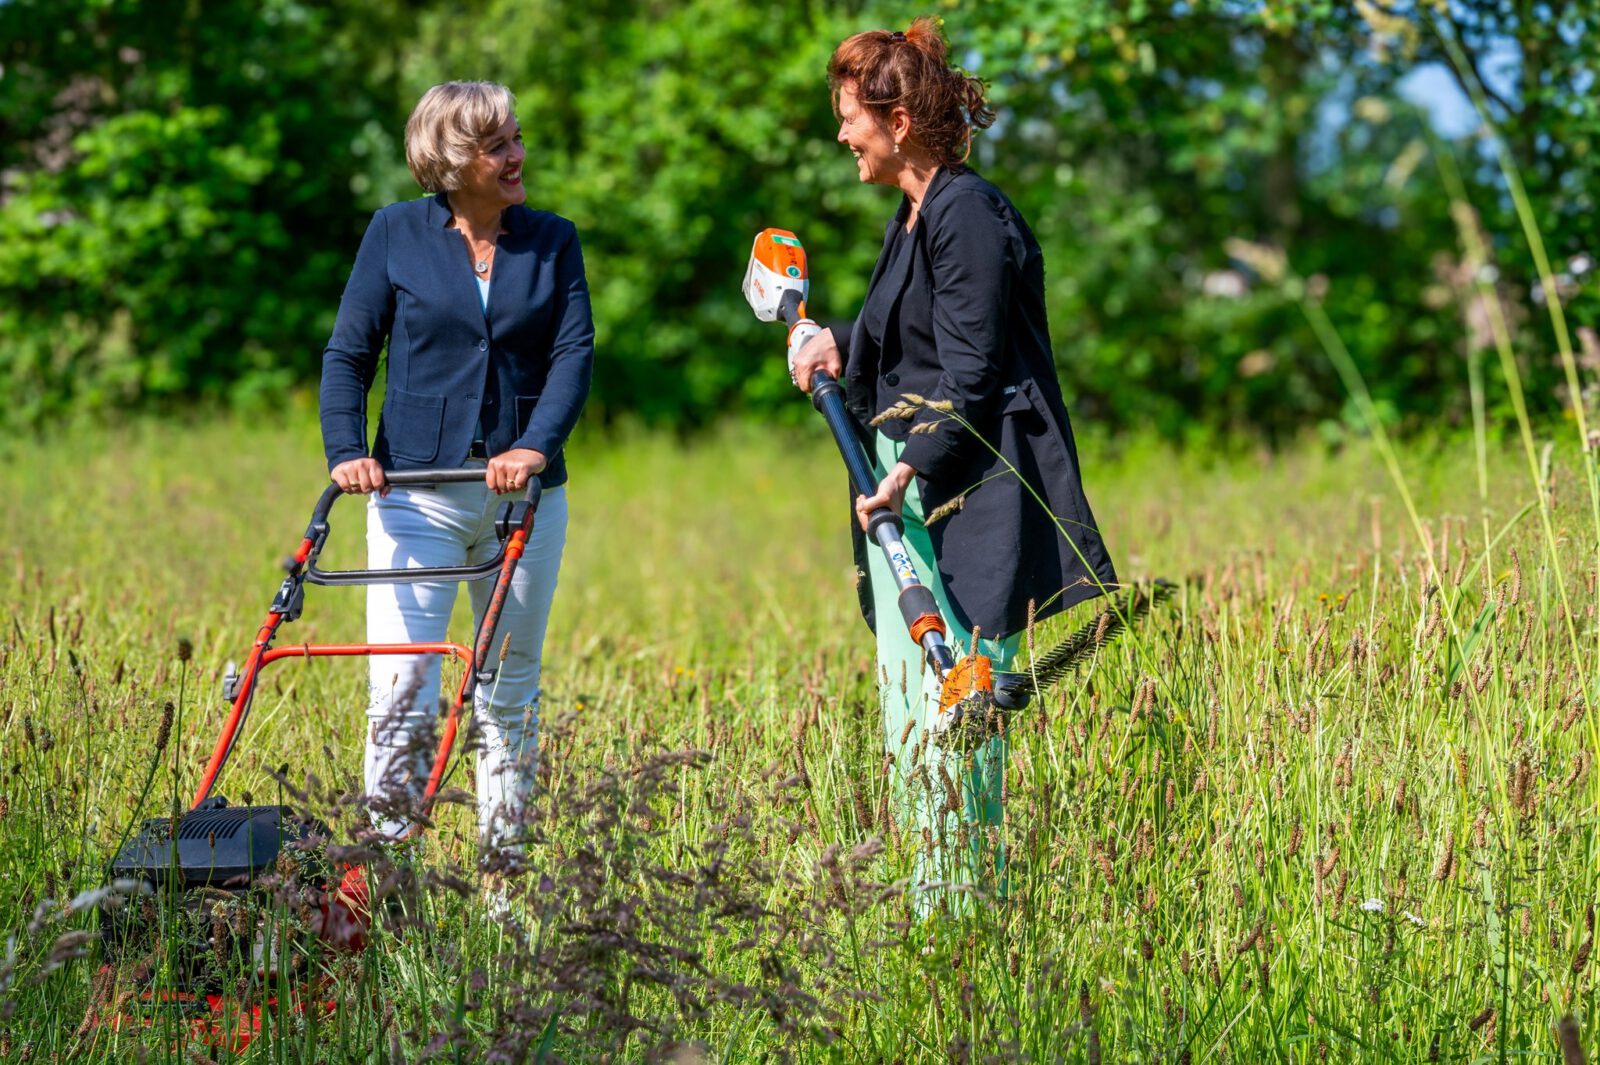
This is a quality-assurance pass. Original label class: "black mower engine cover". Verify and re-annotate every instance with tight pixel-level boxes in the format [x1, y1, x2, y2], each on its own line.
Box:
[108, 798, 327, 890]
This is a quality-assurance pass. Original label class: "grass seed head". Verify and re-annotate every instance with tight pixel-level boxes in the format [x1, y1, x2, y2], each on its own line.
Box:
[1236, 914, 1266, 955]
[1511, 756, 1535, 818]
[939, 765, 960, 815]
[1432, 830, 1455, 882]
[1095, 841, 1116, 886]
[1557, 1015, 1586, 1065]
[154, 700, 174, 755]
[1565, 751, 1588, 790]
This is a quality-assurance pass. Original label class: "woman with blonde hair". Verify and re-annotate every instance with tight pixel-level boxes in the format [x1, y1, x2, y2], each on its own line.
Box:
[320, 81, 593, 849]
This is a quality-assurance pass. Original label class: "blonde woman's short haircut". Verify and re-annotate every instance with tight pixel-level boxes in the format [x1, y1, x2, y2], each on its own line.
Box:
[404, 81, 516, 193]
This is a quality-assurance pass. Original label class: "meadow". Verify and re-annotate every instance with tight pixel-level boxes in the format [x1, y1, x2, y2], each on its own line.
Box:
[1, 407, 1597, 1063]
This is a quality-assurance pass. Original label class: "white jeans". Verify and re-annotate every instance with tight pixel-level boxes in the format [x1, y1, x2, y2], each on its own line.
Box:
[364, 478, 567, 847]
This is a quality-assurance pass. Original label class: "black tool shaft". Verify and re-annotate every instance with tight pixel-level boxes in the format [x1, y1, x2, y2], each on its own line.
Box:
[778, 296, 886, 511]
[811, 371, 882, 502]
[780, 284, 961, 687]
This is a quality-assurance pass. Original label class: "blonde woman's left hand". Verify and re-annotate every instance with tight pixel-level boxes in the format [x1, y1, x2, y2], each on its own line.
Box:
[488, 448, 547, 493]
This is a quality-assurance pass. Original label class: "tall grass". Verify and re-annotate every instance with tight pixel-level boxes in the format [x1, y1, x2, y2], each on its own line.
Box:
[1, 405, 1595, 1061]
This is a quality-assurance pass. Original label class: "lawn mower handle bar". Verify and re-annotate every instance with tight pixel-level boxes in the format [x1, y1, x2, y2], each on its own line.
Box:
[304, 468, 542, 586]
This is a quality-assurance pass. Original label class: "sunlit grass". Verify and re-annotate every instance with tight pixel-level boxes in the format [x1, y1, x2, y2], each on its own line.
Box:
[3, 406, 1595, 1061]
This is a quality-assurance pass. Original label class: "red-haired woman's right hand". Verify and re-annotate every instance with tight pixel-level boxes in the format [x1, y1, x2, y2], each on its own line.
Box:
[331, 457, 388, 496]
[792, 329, 843, 393]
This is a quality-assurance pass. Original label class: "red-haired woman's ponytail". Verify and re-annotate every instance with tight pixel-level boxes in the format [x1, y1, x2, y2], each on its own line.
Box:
[902, 15, 949, 64]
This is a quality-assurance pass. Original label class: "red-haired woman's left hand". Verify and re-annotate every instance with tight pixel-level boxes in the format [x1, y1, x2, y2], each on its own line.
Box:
[855, 461, 917, 531]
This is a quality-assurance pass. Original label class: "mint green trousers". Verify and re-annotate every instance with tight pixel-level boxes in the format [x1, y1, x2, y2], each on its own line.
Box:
[867, 432, 1019, 911]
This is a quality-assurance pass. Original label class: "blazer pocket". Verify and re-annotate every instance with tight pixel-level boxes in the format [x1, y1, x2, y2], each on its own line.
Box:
[998, 381, 1046, 431]
[384, 388, 445, 463]
[514, 394, 542, 436]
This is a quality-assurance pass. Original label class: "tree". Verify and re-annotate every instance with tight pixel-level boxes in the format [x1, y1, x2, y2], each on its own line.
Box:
[0, 0, 412, 422]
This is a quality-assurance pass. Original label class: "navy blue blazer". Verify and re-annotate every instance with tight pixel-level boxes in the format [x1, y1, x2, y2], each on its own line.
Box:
[320, 192, 594, 488]
[832, 167, 1118, 638]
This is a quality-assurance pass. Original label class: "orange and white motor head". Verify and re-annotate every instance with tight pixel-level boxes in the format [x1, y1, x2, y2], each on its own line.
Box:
[743, 228, 809, 321]
[744, 229, 823, 374]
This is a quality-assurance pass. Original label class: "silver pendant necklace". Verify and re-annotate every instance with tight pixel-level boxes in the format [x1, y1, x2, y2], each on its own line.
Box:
[475, 257, 489, 274]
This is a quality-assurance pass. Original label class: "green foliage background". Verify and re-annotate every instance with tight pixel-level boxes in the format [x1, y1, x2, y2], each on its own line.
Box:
[1, 0, 1595, 437]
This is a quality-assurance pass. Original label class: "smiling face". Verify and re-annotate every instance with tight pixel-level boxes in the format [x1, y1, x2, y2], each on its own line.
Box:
[836, 83, 903, 186]
[455, 114, 526, 209]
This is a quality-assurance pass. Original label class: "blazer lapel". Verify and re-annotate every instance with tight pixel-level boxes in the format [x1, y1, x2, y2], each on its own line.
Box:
[846, 214, 900, 387]
[429, 192, 488, 323]
[846, 197, 915, 391]
[919, 165, 960, 212]
[859, 167, 962, 357]
[485, 210, 532, 334]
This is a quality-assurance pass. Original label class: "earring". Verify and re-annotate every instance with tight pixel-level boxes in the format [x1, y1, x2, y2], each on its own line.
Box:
[893, 143, 901, 154]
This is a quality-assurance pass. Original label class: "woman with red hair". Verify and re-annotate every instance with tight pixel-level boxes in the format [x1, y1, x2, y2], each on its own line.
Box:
[791, 17, 1118, 910]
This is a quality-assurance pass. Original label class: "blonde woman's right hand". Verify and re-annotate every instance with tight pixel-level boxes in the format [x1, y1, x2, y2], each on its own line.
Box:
[331, 457, 388, 495]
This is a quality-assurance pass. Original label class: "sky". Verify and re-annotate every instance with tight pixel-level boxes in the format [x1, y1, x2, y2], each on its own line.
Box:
[1398, 62, 1481, 138]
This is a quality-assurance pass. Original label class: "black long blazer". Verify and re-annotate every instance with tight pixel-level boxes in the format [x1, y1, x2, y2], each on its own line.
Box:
[320, 193, 594, 488]
[833, 167, 1118, 638]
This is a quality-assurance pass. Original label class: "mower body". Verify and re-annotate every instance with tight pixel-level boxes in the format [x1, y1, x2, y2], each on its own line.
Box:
[101, 798, 331, 977]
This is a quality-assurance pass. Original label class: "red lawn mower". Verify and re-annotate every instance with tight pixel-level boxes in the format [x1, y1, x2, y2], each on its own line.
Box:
[95, 468, 543, 1050]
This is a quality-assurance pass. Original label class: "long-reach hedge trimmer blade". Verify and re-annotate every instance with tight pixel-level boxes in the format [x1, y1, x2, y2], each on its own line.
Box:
[993, 580, 1177, 707]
